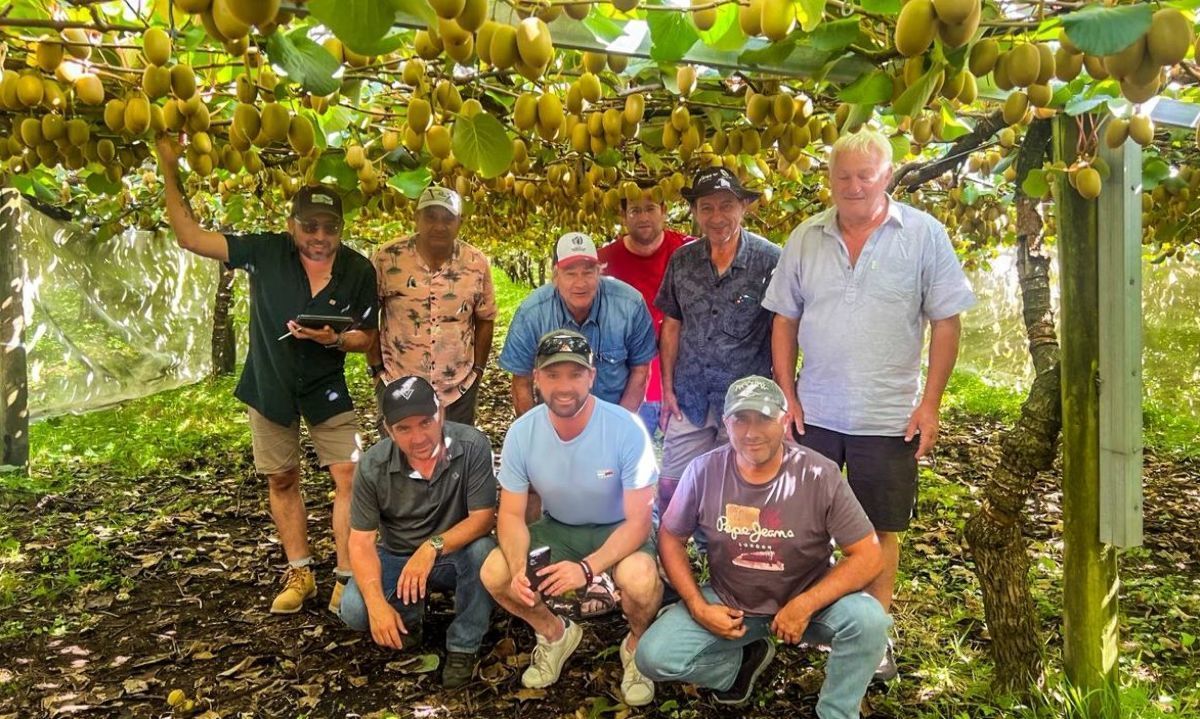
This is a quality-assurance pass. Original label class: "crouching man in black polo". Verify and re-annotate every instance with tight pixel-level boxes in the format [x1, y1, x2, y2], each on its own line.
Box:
[339, 376, 497, 689]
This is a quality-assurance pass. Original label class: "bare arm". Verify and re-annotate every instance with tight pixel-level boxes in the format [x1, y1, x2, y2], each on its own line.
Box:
[337, 328, 376, 354]
[659, 317, 680, 397]
[348, 529, 387, 608]
[583, 485, 654, 574]
[771, 313, 803, 435]
[922, 315, 961, 410]
[617, 363, 650, 414]
[435, 507, 495, 554]
[786, 533, 883, 618]
[511, 374, 535, 417]
[496, 488, 532, 579]
[154, 135, 229, 261]
[473, 318, 495, 373]
[659, 526, 704, 611]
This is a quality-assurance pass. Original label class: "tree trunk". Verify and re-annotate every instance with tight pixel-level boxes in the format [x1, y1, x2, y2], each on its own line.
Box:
[537, 255, 547, 286]
[963, 119, 1059, 692]
[210, 264, 236, 378]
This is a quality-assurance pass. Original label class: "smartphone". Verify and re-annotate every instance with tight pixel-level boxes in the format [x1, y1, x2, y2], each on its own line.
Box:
[526, 546, 551, 590]
[295, 314, 354, 332]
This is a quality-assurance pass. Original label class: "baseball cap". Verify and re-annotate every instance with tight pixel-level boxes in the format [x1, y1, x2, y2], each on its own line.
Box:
[554, 232, 599, 268]
[681, 167, 761, 203]
[416, 185, 463, 216]
[380, 376, 441, 426]
[291, 184, 343, 220]
[723, 376, 788, 419]
[535, 329, 593, 369]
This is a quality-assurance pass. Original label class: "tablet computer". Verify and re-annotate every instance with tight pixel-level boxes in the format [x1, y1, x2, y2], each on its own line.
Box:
[295, 314, 355, 332]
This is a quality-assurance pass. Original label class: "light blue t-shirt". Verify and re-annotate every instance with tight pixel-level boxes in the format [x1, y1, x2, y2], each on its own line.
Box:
[498, 399, 658, 525]
[762, 200, 976, 436]
[497, 277, 658, 405]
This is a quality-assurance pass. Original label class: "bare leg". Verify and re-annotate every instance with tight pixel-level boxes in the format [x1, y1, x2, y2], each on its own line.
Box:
[480, 548, 564, 639]
[267, 468, 309, 562]
[327, 461, 355, 573]
[612, 552, 663, 650]
[868, 530, 900, 613]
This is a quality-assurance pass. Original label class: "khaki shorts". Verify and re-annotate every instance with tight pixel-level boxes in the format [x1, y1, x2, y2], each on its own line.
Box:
[660, 407, 728, 479]
[248, 408, 362, 475]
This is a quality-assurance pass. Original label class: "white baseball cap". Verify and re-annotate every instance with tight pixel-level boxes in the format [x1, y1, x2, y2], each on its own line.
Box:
[554, 232, 598, 268]
[416, 186, 462, 216]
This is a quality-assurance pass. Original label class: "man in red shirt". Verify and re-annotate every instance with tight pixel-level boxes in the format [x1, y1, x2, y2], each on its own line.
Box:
[598, 193, 693, 444]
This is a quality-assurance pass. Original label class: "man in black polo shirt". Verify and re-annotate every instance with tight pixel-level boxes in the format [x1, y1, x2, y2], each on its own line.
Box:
[339, 376, 497, 689]
[155, 136, 378, 616]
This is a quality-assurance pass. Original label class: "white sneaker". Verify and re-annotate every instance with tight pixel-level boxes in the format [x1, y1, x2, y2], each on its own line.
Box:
[619, 634, 655, 707]
[522, 617, 583, 688]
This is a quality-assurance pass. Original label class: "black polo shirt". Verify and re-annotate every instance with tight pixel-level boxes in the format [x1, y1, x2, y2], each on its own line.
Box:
[349, 422, 498, 555]
[225, 232, 378, 427]
[654, 228, 781, 426]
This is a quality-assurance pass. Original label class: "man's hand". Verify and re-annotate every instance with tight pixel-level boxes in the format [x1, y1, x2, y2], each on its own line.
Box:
[287, 320, 339, 346]
[397, 542, 437, 605]
[904, 401, 939, 459]
[783, 393, 805, 439]
[366, 598, 408, 649]
[509, 569, 538, 608]
[536, 560, 587, 597]
[689, 600, 747, 640]
[154, 134, 181, 167]
[771, 596, 812, 645]
[660, 390, 684, 431]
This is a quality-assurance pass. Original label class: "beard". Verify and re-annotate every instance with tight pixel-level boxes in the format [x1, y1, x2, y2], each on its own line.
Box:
[546, 392, 588, 418]
[298, 239, 335, 261]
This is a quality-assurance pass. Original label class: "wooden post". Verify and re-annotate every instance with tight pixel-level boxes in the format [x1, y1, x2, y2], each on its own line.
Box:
[0, 188, 29, 473]
[1053, 115, 1120, 710]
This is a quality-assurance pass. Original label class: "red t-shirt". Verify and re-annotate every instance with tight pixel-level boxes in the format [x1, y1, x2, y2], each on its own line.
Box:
[598, 229, 693, 403]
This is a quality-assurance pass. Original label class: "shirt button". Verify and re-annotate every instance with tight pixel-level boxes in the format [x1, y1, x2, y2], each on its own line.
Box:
[711, 310, 718, 315]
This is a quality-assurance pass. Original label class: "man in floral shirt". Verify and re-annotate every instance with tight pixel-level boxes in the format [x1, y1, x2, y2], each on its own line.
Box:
[368, 187, 497, 425]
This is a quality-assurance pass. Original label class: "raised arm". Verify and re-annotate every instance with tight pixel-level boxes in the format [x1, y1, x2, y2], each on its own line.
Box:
[154, 135, 229, 261]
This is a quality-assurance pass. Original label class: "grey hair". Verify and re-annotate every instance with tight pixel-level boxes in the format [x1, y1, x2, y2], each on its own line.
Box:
[829, 129, 894, 171]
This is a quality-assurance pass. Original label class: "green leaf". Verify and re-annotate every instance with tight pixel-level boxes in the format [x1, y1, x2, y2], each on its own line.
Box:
[265, 28, 341, 97]
[844, 103, 874, 131]
[739, 154, 765, 180]
[308, 0, 404, 55]
[1021, 169, 1050, 199]
[860, 0, 901, 13]
[1182, 632, 1196, 648]
[889, 134, 912, 162]
[1064, 91, 1118, 117]
[1059, 3, 1153, 57]
[807, 17, 861, 52]
[646, 5, 700, 62]
[838, 70, 893, 104]
[582, 12, 624, 43]
[893, 62, 944, 118]
[452, 112, 513, 179]
[795, 0, 828, 32]
[939, 101, 971, 140]
[85, 171, 122, 196]
[641, 150, 666, 172]
[314, 152, 359, 191]
[388, 166, 433, 199]
[740, 38, 798, 65]
[392, 0, 437, 27]
[697, 4, 746, 52]
[594, 148, 623, 167]
[1143, 156, 1170, 189]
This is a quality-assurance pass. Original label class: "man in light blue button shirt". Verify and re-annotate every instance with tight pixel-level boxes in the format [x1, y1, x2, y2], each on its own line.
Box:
[762, 129, 975, 681]
[499, 232, 657, 417]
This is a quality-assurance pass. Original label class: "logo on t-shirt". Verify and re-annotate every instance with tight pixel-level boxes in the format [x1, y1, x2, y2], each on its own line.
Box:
[717, 504, 794, 572]
[596, 468, 615, 480]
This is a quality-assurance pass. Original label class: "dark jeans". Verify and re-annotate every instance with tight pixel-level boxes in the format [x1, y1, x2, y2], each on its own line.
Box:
[339, 537, 496, 653]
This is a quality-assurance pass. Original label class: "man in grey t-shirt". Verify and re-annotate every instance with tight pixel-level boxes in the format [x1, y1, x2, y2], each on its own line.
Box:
[636, 377, 889, 713]
[339, 376, 497, 689]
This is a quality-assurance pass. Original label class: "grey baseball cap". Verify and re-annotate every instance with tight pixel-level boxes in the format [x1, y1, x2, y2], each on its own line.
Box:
[723, 376, 788, 419]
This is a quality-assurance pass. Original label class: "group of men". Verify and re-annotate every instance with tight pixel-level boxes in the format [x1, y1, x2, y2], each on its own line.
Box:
[156, 127, 975, 714]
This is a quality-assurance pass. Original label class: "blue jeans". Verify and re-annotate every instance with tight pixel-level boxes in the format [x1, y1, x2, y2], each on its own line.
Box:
[339, 537, 496, 654]
[638, 401, 662, 439]
[636, 587, 890, 719]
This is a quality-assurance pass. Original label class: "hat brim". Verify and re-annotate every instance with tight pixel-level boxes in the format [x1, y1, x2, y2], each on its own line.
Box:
[722, 400, 787, 420]
[682, 186, 762, 203]
[416, 200, 461, 216]
[535, 353, 593, 370]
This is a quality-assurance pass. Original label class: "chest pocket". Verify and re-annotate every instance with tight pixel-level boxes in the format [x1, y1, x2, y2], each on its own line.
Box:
[866, 266, 917, 303]
[596, 345, 628, 367]
[721, 284, 766, 340]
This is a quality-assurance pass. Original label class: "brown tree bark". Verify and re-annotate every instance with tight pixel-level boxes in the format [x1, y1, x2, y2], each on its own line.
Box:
[962, 118, 1060, 692]
[210, 265, 237, 378]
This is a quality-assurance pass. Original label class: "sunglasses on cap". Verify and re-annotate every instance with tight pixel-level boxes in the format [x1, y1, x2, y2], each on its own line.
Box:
[298, 219, 343, 235]
[536, 333, 592, 358]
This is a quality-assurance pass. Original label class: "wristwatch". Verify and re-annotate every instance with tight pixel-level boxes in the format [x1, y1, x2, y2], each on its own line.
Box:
[428, 535, 445, 559]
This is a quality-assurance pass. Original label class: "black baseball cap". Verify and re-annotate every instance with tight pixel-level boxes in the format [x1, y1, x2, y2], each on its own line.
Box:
[535, 329, 593, 369]
[681, 167, 761, 203]
[380, 376, 440, 426]
[291, 184, 343, 220]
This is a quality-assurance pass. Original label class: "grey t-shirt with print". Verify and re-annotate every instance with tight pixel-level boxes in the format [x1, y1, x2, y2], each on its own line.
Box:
[662, 443, 874, 616]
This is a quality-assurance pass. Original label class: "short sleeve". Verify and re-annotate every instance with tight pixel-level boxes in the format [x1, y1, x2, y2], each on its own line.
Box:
[626, 297, 658, 366]
[349, 461, 381, 532]
[920, 222, 977, 321]
[497, 301, 538, 375]
[619, 413, 658, 491]
[224, 233, 257, 272]
[822, 465, 875, 549]
[761, 225, 806, 319]
[463, 433, 499, 511]
[661, 461, 701, 538]
[475, 255, 499, 321]
[654, 254, 682, 320]
[354, 259, 380, 330]
[496, 424, 531, 494]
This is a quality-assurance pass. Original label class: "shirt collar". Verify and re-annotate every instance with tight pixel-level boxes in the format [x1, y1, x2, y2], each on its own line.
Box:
[820, 199, 904, 238]
[554, 279, 602, 327]
[385, 430, 464, 480]
[405, 234, 461, 272]
[701, 228, 751, 271]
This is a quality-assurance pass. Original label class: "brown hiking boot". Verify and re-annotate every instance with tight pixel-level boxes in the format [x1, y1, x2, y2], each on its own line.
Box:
[270, 565, 316, 614]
